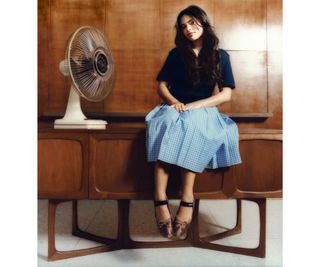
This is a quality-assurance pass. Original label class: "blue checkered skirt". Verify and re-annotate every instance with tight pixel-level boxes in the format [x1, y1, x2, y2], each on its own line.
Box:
[145, 104, 241, 173]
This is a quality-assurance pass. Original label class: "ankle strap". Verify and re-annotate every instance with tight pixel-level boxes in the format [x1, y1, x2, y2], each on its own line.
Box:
[154, 200, 168, 207]
[180, 201, 194, 207]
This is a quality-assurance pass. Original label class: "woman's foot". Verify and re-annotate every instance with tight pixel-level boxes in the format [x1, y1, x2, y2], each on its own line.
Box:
[173, 198, 194, 239]
[154, 199, 173, 238]
[175, 195, 194, 222]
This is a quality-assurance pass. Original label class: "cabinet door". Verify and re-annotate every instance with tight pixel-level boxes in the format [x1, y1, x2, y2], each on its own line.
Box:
[89, 130, 154, 199]
[161, 167, 227, 199]
[38, 133, 88, 199]
[224, 132, 282, 198]
[194, 168, 227, 199]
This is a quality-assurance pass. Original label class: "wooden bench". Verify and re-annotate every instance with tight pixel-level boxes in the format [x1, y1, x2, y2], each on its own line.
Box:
[38, 123, 282, 261]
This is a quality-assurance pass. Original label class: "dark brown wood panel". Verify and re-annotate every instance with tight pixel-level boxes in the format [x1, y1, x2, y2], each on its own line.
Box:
[50, 0, 106, 49]
[265, 50, 282, 128]
[38, 0, 282, 129]
[265, 0, 282, 129]
[102, 49, 162, 113]
[89, 132, 154, 199]
[103, 0, 161, 113]
[194, 169, 226, 198]
[213, 0, 267, 51]
[106, 0, 160, 50]
[160, 0, 214, 53]
[219, 51, 268, 114]
[47, 47, 68, 113]
[38, 133, 89, 199]
[224, 138, 282, 198]
[38, 0, 50, 116]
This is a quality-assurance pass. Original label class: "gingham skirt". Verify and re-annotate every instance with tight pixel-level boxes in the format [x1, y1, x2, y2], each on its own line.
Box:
[145, 104, 241, 173]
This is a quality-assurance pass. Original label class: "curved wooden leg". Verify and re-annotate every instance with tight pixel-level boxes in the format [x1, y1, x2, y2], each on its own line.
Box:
[47, 198, 266, 259]
[48, 199, 119, 261]
[193, 198, 266, 258]
[199, 199, 242, 242]
[71, 200, 118, 245]
[117, 199, 130, 248]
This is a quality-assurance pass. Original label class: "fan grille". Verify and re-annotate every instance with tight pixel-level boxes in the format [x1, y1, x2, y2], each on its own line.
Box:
[66, 27, 114, 102]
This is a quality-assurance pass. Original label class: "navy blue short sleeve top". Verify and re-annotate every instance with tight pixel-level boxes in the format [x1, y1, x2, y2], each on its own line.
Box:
[157, 48, 235, 104]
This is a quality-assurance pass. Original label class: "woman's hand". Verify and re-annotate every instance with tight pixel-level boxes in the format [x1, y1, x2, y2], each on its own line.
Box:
[185, 101, 203, 110]
[170, 100, 203, 112]
[170, 101, 186, 112]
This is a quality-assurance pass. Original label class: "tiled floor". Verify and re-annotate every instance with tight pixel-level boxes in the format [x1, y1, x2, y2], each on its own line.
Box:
[38, 199, 282, 267]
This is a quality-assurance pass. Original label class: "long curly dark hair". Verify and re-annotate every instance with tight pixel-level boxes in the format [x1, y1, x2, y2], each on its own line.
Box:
[175, 5, 222, 88]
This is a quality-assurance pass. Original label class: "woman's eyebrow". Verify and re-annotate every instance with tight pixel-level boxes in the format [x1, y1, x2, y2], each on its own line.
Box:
[181, 18, 194, 27]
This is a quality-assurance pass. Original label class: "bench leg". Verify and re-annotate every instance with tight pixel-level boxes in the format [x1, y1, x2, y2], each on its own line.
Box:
[47, 198, 266, 260]
[193, 198, 266, 258]
[48, 199, 119, 261]
[192, 199, 242, 243]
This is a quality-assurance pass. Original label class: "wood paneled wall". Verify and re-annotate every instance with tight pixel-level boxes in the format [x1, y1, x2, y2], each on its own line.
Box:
[38, 0, 282, 129]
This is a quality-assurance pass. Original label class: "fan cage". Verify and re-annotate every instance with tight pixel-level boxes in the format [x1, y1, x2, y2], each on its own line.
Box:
[66, 26, 115, 102]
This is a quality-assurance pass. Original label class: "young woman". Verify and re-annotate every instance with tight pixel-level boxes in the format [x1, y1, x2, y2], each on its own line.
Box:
[146, 5, 241, 239]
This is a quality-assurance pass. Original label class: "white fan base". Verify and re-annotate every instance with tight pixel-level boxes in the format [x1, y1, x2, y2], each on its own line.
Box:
[54, 85, 107, 130]
[54, 119, 107, 129]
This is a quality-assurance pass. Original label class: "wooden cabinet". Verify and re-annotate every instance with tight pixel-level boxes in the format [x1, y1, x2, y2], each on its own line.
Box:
[38, 133, 89, 199]
[38, 124, 282, 260]
[38, 126, 282, 200]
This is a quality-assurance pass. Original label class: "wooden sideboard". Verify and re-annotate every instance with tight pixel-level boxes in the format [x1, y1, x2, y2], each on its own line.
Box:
[38, 122, 282, 260]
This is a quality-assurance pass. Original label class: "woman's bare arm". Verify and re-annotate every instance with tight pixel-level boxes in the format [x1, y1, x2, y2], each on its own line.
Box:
[185, 87, 232, 110]
[157, 81, 186, 112]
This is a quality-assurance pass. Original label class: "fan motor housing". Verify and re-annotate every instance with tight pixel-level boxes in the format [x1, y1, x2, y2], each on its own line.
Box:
[94, 49, 109, 77]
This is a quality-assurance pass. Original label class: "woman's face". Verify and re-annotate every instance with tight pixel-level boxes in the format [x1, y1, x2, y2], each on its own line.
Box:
[180, 15, 204, 42]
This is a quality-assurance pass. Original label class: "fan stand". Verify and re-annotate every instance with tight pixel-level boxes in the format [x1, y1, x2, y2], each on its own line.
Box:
[54, 85, 107, 129]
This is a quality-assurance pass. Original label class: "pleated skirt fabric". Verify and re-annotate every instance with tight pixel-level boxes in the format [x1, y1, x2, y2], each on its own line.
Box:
[145, 104, 241, 173]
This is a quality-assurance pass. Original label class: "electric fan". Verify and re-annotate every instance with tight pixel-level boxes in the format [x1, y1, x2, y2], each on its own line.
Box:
[54, 26, 115, 129]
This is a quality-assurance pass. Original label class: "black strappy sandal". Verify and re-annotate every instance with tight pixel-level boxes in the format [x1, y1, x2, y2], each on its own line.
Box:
[154, 199, 173, 238]
[173, 200, 194, 240]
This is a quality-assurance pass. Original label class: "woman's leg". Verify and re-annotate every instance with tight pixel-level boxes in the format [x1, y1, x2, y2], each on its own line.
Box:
[176, 168, 196, 222]
[154, 160, 171, 221]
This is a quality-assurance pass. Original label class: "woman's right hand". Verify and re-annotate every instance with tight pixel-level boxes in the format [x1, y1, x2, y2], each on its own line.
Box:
[170, 101, 186, 113]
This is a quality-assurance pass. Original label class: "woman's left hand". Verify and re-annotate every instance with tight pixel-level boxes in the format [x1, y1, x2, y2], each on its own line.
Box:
[185, 101, 202, 110]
